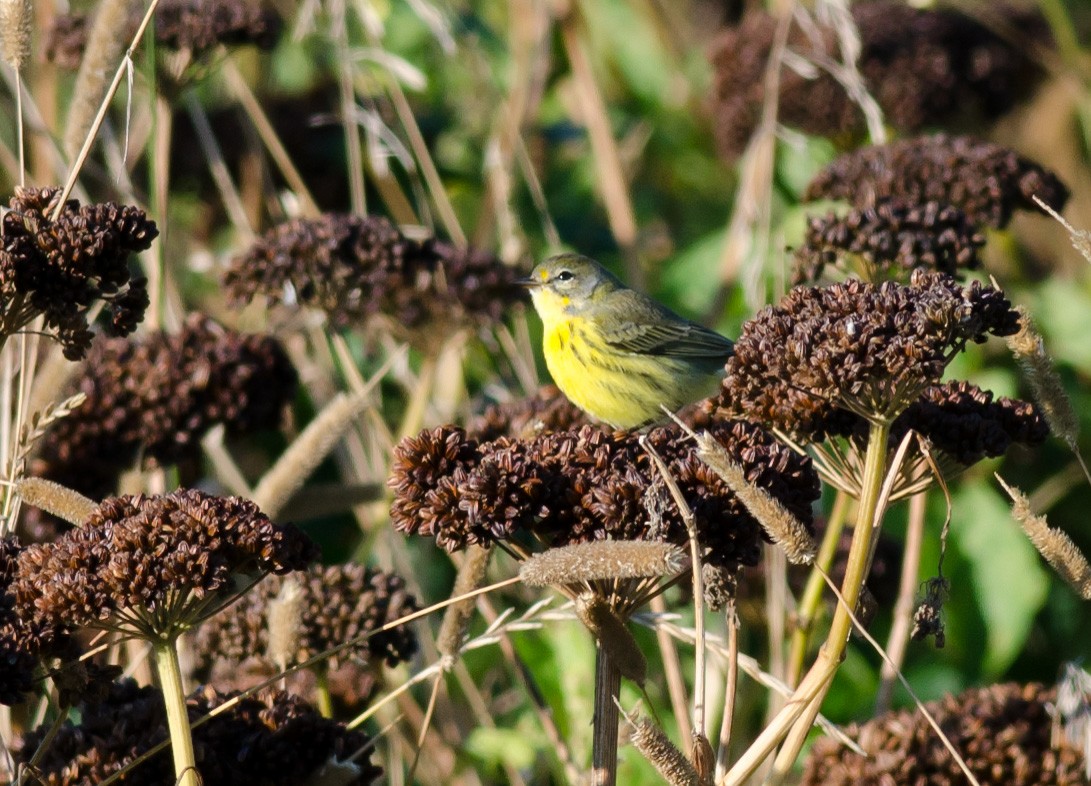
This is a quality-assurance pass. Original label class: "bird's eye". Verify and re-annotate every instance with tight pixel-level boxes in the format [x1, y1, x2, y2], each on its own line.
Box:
[556, 270, 574, 282]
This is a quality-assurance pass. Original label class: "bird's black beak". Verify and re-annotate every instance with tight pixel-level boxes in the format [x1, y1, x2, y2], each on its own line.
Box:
[516, 276, 543, 289]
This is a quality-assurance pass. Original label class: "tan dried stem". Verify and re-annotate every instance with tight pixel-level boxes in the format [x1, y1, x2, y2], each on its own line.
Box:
[997, 474, 1091, 599]
[694, 431, 816, 564]
[436, 544, 493, 664]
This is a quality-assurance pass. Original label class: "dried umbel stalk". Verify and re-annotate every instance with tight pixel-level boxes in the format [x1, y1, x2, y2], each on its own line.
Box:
[389, 420, 820, 607]
[225, 213, 521, 345]
[0, 186, 154, 359]
[793, 199, 984, 285]
[32, 314, 297, 511]
[709, 3, 1048, 160]
[805, 135, 1069, 229]
[802, 682, 1087, 785]
[0, 0, 31, 70]
[191, 563, 418, 708]
[14, 679, 383, 785]
[45, 0, 281, 70]
[718, 271, 1021, 437]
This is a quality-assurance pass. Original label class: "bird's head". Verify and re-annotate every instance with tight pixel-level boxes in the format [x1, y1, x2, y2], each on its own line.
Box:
[520, 254, 623, 318]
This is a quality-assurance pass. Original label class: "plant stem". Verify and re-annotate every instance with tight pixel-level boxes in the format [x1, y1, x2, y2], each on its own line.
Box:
[590, 645, 622, 786]
[768, 419, 891, 781]
[723, 420, 891, 785]
[153, 639, 199, 786]
[786, 489, 851, 686]
[314, 667, 333, 719]
[875, 488, 927, 711]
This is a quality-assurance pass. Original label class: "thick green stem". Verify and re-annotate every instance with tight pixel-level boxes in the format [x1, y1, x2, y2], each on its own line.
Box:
[590, 645, 622, 786]
[153, 639, 199, 786]
[769, 420, 891, 781]
[314, 667, 334, 719]
[723, 421, 891, 786]
[786, 489, 851, 686]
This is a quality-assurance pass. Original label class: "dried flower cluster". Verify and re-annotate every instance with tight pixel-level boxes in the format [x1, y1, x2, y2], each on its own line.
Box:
[0, 186, 154, 359]
[225, 213, 521, 342]
[718, 271, 1021, 434]
[468, 385, 596, 441]
[12, 490, 317, 640]
[802, 682, 1086, 785]
[32, 314, 297, 511]
[389, 420, 820, 588]
[792, 199, 984, 285]
[709, 3, 1047, 159]
[45, 0, 281, 70]
[15, 680, 381, 785]
[0, 536, 53, 705]
[805, 135, 1069, 229]
[192, 564, 418, 693]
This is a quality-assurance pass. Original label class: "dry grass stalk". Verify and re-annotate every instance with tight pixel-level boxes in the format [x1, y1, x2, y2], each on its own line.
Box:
[575, 592, 647, 687]
[629, 715, 698, 786]
[519, 540, 686, 587]
[694, 431, 817, 565]
[1034, 195, 1091, 265]
[63, 0, 134, 158]
[16, 477, 96, 525]
[0, 0, 31, 70]
[265, 576, 304, 672]
[436, 544, 492, 664]
[1007, 306, 1080, 450]
[997, 475, 1091, 599]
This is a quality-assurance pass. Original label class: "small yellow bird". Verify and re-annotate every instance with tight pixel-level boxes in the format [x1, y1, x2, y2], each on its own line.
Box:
[521, 253, 734, 429]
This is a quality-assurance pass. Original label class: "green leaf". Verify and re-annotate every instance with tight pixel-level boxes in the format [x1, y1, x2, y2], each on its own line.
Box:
[951, 483, 1049, 676]
[465, 726, 539, 771]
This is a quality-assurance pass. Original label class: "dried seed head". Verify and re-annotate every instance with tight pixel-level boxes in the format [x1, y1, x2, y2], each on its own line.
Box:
[16, 478, 97, 527]
[709, 5, 1048, 160]
[806, 134, 1069, 229]
[574, 592, 646, 686]
[468, 385, 594, 441]
[14, 679, 383, 784]
[13, 490, 317, 641]
[0, 187, 154, 359]
[389, 420, 820, 607]
[998, 476, 1091, 600]
[718, 272, 1020, 435]
[802, 682, 1087, 785]
[629, 716, 698, 786]
[45, 0, 281, 69]
[520, 540, 687, 587]
[1007, 307, 1079, 449]
[192, 563, 418, 677]
[31, 314, 297, 525]
[793, 199, 984, 285]
[225, 213, 522, 346]
[0, 0, 32, 70]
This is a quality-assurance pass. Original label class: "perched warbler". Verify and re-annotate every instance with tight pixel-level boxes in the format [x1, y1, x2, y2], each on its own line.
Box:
[521, 253, 734, 429]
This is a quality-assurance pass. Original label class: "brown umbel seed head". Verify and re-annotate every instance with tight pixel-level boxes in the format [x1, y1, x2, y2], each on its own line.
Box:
[31, 314, 298, 520]
[389, 420, 820, 606]
[12, 490, 318, 640]
[709, 3, 1049, 160]
[224, 213, 522, 344]
[45, 0, 281, 69]
[717, 271, 1021, 437]
[805, 134, 1069, 229]
[802, 683, 1086, 785]
[15, 679, 383, 785]
[0, 186, 154, 359]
